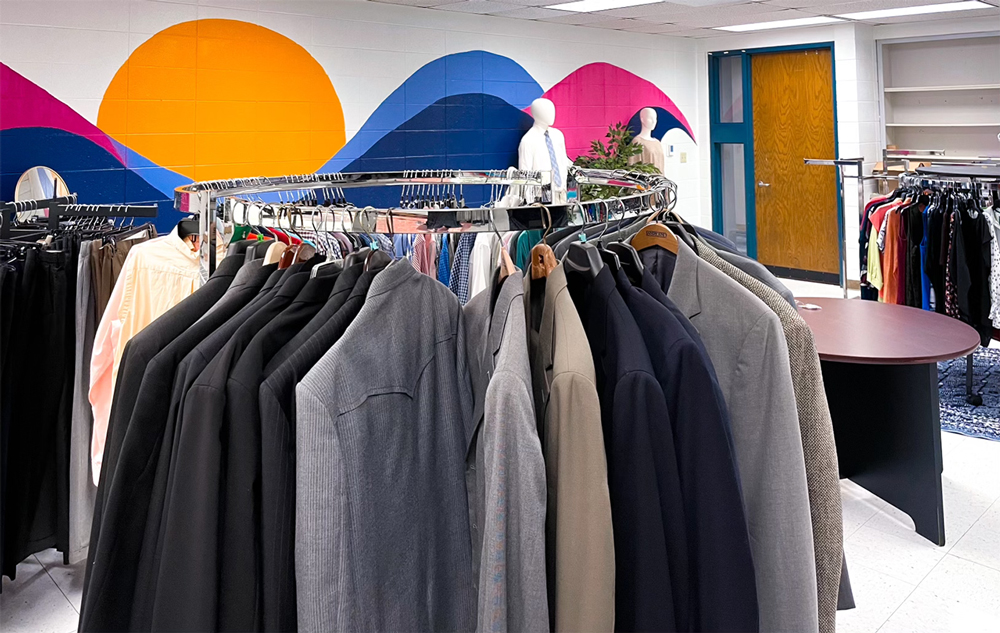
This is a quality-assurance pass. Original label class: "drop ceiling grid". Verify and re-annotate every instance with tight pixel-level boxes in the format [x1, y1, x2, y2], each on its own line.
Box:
[367, 0, 1000, 35]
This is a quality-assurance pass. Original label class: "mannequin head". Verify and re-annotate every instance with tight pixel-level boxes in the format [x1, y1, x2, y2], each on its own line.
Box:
[639, 107, 657, 138]
[530, 98, 556, 129]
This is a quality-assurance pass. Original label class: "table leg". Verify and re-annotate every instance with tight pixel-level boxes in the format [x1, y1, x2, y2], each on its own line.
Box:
[820, 360, 945, 546]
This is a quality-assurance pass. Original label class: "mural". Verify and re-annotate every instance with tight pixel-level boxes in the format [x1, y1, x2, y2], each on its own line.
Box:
[0, 18, 694, 231]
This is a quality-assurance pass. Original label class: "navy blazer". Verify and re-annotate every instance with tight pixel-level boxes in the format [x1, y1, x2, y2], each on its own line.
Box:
[615, 268, 759, 633]
[566, 265, 678, 632]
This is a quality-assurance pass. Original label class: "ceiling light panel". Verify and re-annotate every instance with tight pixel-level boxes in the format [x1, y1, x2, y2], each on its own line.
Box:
[714, 14, 844, 31]
[547, 0, 663, 13]
[836, 1, 992, 20]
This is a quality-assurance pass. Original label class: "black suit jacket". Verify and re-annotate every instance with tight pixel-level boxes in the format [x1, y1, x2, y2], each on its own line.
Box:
[149, 271, 311, 632]
[219, 271, 340, 632]
[615, 268, 759, 633]
[257, 266, 383, 633]
[79, 254, 246, 632]
[565, 265, 678, 633]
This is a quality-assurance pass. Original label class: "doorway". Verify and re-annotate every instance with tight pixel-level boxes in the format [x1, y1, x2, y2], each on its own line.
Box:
[709, 44, 840, 284]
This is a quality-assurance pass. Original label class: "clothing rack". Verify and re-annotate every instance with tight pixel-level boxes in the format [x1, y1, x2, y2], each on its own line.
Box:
[1, 198, 158, 239]
[174, 168, 679, 281]
[803, 157, 863, 298]
[878, 168, 1000, 405]
[0, 194, 79, 238]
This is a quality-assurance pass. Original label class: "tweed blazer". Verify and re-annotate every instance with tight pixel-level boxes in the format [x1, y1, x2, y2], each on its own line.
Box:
[695, 239, 847, 633]
[465, 274, 548, 633]
[295, 259, 477, 632]
[524, 264, 615, 633]
[642, 240, 819, 633]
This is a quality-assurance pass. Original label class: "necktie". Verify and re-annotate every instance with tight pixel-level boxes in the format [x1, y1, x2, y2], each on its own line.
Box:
[544, 130, 563, 188]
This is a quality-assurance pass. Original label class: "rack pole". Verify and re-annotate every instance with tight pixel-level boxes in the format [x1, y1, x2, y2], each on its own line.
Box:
[804, 157, 864, 299]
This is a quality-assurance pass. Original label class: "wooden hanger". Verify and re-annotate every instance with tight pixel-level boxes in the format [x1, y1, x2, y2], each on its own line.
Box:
[264, 240, 287, 265]
[630, 203, 678, 254]
[530, 204, 557, 280]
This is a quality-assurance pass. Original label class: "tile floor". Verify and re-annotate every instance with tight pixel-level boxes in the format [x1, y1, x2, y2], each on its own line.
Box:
[3, 279, 999, 632]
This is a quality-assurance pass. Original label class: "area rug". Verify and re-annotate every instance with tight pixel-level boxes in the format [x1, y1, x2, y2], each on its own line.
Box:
[938, 347, 1000, 441]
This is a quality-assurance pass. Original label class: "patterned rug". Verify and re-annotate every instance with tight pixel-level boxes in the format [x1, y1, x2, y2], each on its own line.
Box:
[938, 347, 1000, 442]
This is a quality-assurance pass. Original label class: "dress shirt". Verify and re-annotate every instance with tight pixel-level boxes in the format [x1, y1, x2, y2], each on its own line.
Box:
[469, 233, 499, 299]
[89, 227, 199, 484]
[642, 240, 818, 633]
[412, 233, 438, 276]
[615, 267, 758, 632]
[697, 240, 846, 633]
[295, 259, 476, 632]
[565, 265, 678, 633]
[449, 233, 476, 305]
[149, 271, 311, 632]
[79, 255, 264, 632]
[438, 236, 451, 286]
[258, 263, 383, 633]
[464, 275, 548, 633]
[518, 125, 569, 195]
[523, 265, 614, 633]
[221, 271, 340, 632]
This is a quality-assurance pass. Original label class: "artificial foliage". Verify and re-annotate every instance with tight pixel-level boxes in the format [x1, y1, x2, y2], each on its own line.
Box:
[573, 121, 660, 201]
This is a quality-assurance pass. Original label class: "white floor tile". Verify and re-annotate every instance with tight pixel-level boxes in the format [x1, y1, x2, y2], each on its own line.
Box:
[0, 555, 80, 633]
[844, 525, 945, 585]
[833, 562, 915, 633]
[879, 555, 1000, 632]
[951, 501, 1000, 573]
[35, 548, 86, 613]
[840, 480, 886, 538]
[780, 278, 860, 299]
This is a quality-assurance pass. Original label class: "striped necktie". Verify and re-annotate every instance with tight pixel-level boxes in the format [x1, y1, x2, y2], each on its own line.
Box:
[544, 130, 563, 188]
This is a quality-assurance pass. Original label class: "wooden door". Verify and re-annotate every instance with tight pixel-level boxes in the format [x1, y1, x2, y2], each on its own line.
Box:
[752, 49, 838, 275]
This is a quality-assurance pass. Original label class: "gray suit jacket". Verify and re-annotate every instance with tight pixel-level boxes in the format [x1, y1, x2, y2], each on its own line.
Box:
[646, 240, 818, 633]
[697, 239, 846, 633]
[524, 265, 616, 633]
[465, 274, 548, 633]
[295, 259, 477, 632]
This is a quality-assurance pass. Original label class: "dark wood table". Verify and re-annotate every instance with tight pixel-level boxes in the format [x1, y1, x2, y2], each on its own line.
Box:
[797, 297, 980, 545]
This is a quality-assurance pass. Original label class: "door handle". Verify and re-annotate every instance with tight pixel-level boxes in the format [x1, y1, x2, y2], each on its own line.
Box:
[757, 181, 770, 188]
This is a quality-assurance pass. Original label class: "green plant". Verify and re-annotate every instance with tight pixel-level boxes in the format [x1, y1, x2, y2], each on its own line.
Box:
[573, 121, 660, 201]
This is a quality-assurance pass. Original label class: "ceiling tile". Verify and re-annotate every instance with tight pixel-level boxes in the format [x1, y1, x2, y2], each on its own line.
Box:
[585, 17, 650, 29]
[673, 27, 731, 36]
[797, 0, 976, 15]
[537, 11, 614, 23]
[672, 6, 815, 26]
[370, 0, 467, 6]
[440, 0, 524, 13]
[762, 0, 852, 7]
[493, 6, 567, 18]
[623, 21, 691, 32]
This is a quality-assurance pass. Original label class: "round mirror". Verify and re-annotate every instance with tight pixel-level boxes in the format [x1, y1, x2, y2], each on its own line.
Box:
[14, 166, 70, 222]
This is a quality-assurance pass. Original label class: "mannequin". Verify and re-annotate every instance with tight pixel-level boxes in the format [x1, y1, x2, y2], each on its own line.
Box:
[629, 107, 667, 175]
[518, 98, 569, 203]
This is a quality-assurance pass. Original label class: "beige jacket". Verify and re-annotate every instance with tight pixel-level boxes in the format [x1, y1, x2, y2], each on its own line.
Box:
[524, 264, 615, 632]
[695, 239, 846, 633]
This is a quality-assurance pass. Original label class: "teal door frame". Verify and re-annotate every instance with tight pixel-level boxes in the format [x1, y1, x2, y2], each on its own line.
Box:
[708, 42, 840, 269]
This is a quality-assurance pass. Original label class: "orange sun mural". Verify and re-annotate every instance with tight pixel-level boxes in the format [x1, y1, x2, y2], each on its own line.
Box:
[97, 19, 345, 182]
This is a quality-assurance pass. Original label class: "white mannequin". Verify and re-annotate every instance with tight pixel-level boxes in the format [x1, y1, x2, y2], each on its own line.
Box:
[629, 107, 667, 175]
[517, 98, 569, 203]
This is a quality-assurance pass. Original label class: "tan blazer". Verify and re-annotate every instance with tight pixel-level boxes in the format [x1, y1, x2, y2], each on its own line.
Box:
[696, 239, 847, 633]
[524, 264, 615, 632]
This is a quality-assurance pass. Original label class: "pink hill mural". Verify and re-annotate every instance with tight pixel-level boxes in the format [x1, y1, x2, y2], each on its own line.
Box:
[534, 62, 695, 159]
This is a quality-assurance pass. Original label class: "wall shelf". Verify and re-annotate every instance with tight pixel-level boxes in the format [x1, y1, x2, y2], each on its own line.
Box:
[886, 122, 1000, 127]
[884, 84, 1000, 93]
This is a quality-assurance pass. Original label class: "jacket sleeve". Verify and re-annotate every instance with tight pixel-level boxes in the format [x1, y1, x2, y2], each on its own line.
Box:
[480, 369, 549, 633]
[732, 313, 819, 633]
[547, 371, 615, 633]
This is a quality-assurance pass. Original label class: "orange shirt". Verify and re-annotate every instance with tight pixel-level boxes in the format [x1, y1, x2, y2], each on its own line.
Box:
[880, 208, 904, 304]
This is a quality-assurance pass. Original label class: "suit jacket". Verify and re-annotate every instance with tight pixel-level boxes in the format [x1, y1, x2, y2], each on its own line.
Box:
[642, 240, 819, 633]
[464, 274, 548, 633]
[696, 239, 846, 633]
[716, 249, 797, 309]
[221, 271, 340, 632]
[295, 259, 477, 632]
[79, 254, 253, 632]
[615, 267, 758, 632]
[257, 263, 381, 633]
[565, 265, 678, 632]
[523, 264, 615, 633]
[150, 271, 311, 632]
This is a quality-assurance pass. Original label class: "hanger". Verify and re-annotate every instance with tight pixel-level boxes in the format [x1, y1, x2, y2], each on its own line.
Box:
[364, 207, 391, 273]
[630, 190, 679, 254]
[530, 204, 557, 280]
[605, 197, 645, 284]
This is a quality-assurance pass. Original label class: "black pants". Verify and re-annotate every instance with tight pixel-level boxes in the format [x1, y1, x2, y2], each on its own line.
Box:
[2, 249, 72, 579]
